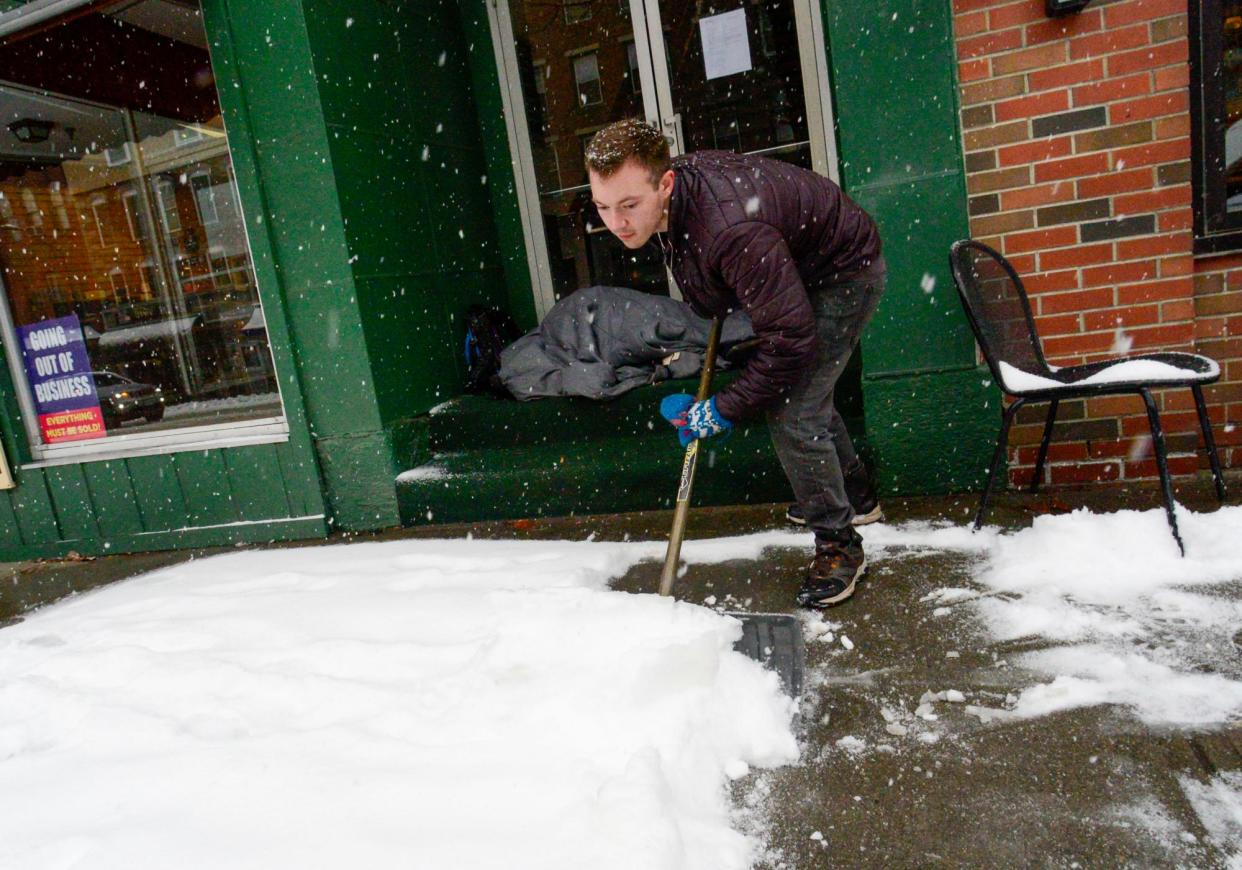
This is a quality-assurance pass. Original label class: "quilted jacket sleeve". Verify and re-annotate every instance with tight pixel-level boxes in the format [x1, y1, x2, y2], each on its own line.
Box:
[709, 221, 817, 421]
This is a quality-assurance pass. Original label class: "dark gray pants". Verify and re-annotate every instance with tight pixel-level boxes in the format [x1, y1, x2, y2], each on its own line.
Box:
[765, 258, 886, 539]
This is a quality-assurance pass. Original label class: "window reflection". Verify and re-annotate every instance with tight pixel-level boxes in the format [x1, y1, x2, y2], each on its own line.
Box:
[663, 1, 812, 169]
[1222, 5, 1242, 212]
[510, 0, 669, 301]
[0, 0, 281, 448]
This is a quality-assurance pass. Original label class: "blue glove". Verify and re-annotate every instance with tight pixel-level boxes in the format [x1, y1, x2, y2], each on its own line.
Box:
[659, 393, 732, 447]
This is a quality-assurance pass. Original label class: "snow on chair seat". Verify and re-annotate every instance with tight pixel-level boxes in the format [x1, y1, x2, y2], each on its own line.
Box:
[998, 353, 1221, 396]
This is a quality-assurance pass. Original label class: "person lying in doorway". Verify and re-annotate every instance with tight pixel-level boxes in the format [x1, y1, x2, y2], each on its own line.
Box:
[585, 119, 885, 608]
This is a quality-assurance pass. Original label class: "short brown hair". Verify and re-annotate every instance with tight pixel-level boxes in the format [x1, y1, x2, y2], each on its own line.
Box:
[584, 119, 670, 184]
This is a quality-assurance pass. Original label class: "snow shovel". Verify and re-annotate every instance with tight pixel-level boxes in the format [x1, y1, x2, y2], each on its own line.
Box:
[658, 318, 804, 697]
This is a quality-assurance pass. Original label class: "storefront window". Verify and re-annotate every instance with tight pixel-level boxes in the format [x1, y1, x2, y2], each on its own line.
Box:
[0, 0, 283, 457]
[1193, 0, 1242, 251]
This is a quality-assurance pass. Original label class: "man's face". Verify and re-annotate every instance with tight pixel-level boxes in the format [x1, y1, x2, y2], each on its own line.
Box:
[589, 159, 673, 249]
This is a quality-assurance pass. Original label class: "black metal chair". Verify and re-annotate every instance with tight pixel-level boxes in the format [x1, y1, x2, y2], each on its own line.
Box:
[949, 239, 1227, 554]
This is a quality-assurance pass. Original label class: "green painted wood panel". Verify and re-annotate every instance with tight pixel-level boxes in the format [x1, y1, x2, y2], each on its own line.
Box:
[276, 441, 324, 519]
[125, 455, 189, 532]
[82, 461, 145, 540]
[457, 0, 538, 331]
[824, 0, 975, 376]
[9, 471, 57, 545]
[863, 367, 998, 495]
[0, 515, 327, 562]
[0, 483, 23, 543]
[0, 438, 331, 560]
[205, 0, 394, 529]
[223, 444, 294, 522]
[44, 465, 100, 543]
[825, 3, 963, 187]
[173, 451, 239, 528]
[200, 0, 338, 459]
[823, 0, 993, 493]
[303, 0, 510, 430]
[328, 128, 441, 278]
[423, 144, 504, 275]
[211, 0, 382, 440]
[851, 176, 978, 375]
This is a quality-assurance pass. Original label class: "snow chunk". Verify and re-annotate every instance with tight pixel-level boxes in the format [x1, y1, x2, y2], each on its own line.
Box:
[395, 465, 449, 482]
[835, 736, 867, 755]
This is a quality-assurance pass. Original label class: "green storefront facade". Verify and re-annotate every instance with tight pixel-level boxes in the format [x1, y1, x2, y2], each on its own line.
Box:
[0, 0, 994, 561]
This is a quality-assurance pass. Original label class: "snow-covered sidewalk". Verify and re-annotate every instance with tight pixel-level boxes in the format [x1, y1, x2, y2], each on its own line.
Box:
[1, 500, 1241, 868]
[0, 539, 797, 870]
[865, 503, 1242, 728]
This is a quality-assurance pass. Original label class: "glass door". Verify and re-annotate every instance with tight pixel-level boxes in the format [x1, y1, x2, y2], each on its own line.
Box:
[638, 0, 836, 175]
[490, 0, 838, 317]
[495, 0, 672, 312]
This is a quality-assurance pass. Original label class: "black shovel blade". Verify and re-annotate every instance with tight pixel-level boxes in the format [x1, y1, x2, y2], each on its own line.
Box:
[728, 612, 804, 697]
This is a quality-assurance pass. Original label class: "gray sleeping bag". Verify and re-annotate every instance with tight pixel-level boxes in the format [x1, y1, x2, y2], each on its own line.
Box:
[498, 286, 754, 401]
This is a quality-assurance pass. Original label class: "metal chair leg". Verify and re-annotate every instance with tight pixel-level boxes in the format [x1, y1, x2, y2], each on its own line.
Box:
[1191, 385, 1228, 502]
[976, 398, 1025, 531]
[1139, 388, 1185, 556]
[1029, 399, 1059, 494]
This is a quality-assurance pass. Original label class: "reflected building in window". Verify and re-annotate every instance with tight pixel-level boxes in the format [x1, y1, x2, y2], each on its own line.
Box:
[0, 0, 281, 445]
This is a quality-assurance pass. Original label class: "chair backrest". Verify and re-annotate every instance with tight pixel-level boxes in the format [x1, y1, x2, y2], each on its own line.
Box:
[948, 239, 1050, 386]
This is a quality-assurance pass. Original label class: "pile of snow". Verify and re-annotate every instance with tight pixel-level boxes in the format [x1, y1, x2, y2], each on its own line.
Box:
[0, 539, 797, 870]
[893, 504, 1242, 728]
[971, 505, 1242, 727]
[395, 463, 451, 483]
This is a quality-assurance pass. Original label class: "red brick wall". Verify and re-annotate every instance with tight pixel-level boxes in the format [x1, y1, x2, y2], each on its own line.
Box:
[951, 0, 1241, 488]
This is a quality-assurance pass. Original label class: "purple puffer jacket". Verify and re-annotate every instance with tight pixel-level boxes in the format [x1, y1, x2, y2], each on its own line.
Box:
[661, 151, 881, 421]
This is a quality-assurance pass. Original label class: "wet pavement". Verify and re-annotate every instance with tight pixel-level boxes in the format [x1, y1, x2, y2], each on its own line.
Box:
[2, 474, 1240, 868]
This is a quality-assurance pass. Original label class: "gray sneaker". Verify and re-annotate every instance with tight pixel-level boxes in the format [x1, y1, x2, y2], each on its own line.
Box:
[786, 501, 884, 527]
[785, 460, 884, 527]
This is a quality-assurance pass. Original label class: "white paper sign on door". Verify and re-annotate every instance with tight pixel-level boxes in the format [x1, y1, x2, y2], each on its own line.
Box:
[699, 8, 752, 81]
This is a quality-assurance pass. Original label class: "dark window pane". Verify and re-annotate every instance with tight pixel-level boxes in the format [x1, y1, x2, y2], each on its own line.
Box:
[1221, 6, 1242, 214]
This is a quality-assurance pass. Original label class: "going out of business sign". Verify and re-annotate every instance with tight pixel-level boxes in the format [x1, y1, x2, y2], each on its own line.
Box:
[17, 314, 105, 443]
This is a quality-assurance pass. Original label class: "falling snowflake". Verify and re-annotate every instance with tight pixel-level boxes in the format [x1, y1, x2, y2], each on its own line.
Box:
[1110, 328, 1133, 355]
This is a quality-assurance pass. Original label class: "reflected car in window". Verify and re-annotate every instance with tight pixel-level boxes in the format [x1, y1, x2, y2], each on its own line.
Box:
[91, 371, 165, 429]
